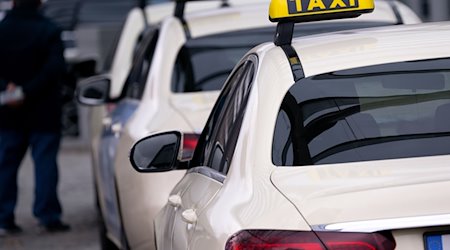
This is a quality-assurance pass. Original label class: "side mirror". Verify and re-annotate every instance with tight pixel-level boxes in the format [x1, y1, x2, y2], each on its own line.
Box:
[76, 75, 111, 106]
[130, 131, 183, 173]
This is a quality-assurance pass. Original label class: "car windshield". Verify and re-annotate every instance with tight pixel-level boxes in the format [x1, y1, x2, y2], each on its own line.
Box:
[171, 21, 392, 93]
[273, 58, 450, 166]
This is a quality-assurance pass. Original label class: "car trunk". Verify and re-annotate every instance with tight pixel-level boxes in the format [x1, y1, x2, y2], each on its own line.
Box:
[271, 155, 450, 249]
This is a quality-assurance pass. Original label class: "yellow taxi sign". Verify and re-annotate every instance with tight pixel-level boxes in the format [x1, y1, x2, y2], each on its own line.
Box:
[269, 0, 375, 23]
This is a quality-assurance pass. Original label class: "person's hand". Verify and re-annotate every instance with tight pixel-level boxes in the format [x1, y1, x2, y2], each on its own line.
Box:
[5, 83, 24, 107]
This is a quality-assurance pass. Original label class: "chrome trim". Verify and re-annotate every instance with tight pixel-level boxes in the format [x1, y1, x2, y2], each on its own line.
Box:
[312, 214, 450, 233]
[188, 166, 225, 183]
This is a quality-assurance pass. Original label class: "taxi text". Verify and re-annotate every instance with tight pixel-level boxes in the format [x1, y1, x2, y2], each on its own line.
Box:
[288, 0, 359, 14]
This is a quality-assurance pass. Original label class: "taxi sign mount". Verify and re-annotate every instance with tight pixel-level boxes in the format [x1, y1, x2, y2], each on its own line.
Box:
[270, 0, 374, 46]
[269, 0, 375, 23]
[268, 0, 374, 82]
[174, 0, 230, 19]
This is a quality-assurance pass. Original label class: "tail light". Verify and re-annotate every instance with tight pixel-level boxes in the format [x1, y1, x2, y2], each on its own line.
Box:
[181, 133, 199, 161]
[106, 103, 117, 113]
[225, 230, 396, 250]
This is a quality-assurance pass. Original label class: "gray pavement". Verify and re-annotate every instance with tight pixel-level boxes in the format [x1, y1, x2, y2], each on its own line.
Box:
[0, 143, 100, 250]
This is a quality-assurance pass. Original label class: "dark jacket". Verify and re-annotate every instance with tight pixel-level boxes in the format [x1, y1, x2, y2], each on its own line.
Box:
[0, 7, 66, 132]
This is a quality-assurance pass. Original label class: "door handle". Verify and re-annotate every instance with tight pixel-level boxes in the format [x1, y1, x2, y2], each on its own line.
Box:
[181, 209, 197, 224]
[168, 194, 182, 207]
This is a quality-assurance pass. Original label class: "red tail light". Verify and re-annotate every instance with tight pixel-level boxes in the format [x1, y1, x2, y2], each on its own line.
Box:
[181, 133, 199, 160]
[106, 103, 117, 113]
[225, 230, 396, 250]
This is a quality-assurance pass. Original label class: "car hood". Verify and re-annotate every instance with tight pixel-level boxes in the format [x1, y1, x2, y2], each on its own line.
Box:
[170, 91, 220, 134]
[270, 155, 450, 232]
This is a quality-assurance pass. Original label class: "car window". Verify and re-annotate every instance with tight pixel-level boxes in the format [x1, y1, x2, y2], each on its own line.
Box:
[212, 62, 255, 174]
[191, 63, 247, 169]
[273, 58, 450, 166]
[122, 28, 159, 100]
[171, 22, 392, 94]
[171, 28, 271, 93]
[43, 0, 171, 29]
[191, 55, 257, 175]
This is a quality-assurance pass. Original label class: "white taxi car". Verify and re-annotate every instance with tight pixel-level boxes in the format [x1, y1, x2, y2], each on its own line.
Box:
[129, 0, 450, 249]
[78, 1, 275, 249]
[78, 0, 421, 249]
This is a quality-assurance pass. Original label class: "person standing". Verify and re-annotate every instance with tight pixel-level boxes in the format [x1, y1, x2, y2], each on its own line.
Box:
[0, 0, 70, 236]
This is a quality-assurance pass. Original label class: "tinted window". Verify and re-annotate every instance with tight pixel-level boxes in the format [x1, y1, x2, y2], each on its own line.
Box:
[171, 29, 270, 93]
[191, 56, 256, 175]
[171, 22, 392, 93]
[123, 28, 159, 100]
[273, 58, 450, 166]
[209, 61, 255, 173]
[191, 64, 247, 169]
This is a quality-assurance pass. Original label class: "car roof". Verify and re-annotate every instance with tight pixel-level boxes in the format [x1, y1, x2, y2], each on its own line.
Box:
[149, 0, 420, 39]
[185, 3, 272, 38]
[250, 22, 450, 122]
[144, 0, 266, 25]
[283, 21, 450, 78]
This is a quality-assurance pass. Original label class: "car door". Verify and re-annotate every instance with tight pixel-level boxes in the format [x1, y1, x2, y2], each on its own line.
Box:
[160, 55, 257, 250]
[97, 27, 159, 242]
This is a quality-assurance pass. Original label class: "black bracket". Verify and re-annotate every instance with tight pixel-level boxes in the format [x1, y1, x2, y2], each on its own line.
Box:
[174, 1, 191, 39]
[274, 22, 304, 81]
[221, 0, 230, 7]
[274, 22, 294, 46]
[175, 1, 186, 19]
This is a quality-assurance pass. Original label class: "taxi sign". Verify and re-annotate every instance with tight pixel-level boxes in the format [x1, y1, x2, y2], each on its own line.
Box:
[269, 0, 375, 22]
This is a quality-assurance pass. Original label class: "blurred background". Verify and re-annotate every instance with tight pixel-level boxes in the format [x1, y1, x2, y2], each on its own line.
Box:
[0, 0, 448, 249]
[0, 0, 448, 146]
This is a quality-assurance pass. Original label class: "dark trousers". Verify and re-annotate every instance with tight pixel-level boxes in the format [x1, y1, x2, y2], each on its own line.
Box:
[0, 129, 62, 227]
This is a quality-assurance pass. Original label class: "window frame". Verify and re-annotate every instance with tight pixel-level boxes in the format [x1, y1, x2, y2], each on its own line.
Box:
[272, 58, 450, 167]
[191, 54, 258, 177]
[119, 26, 160, 101]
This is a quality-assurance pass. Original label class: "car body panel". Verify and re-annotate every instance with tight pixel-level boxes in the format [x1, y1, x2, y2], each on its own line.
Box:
[114, 8, 275, 247]
[115, 130, 188, 249]
[109, 8, 146, 98]
[91, 1, 423, 249]
[271, 154, 450, 227]
[111, 0, 277, 98]
[295, 22, 450, 78]
[151, 22, 450, 249]
[170, 171, 223, 250]
[97, 99, 139, 242]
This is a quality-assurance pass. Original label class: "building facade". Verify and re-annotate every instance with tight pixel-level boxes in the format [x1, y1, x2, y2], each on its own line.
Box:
[401, 0, 449, 21]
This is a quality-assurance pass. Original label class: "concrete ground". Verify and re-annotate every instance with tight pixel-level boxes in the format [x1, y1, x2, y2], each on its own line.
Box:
[0, 143, 100, 250]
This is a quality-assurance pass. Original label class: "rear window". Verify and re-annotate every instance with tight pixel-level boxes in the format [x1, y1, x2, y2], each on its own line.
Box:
[171, 21, 391, 93]
[273, 58, 450, 166]
[171, 28, 273, 93]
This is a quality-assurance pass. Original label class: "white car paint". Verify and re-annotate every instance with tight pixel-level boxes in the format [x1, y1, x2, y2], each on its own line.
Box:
[89, 1, 422, 249]
[115, 5, 274, 249]
[150, 21, 450, 249]
[110, 0, 273, 99]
